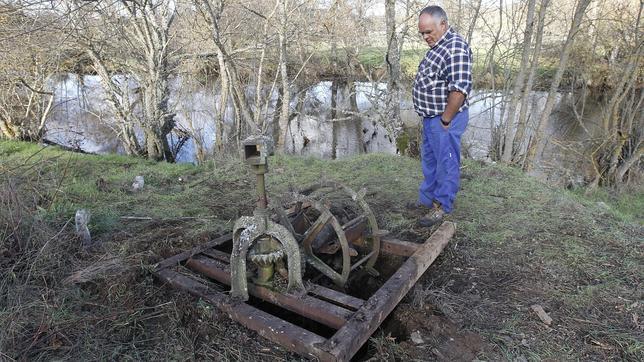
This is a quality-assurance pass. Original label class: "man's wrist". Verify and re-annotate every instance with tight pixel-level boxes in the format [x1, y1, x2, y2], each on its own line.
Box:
[440, 117, 451, 126]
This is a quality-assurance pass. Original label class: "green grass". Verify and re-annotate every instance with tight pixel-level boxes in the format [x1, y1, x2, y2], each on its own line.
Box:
[356, 46, 427, 77]
[443, 161, 642, 361]
[1, 140, 641, 361]
[353, 45, 560, 89]
[571, 186, 644, 225]
[0, 141, 247, 236]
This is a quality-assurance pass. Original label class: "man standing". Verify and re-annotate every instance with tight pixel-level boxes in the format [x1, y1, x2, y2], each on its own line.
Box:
[412, 6, 472, 226]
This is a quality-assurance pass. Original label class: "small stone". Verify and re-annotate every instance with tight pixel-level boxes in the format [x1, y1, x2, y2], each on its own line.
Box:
[596, 201, 610, 209]
[75, 209, 92, 249]
[531, 304, 553, 325]
[132, 175, 145, 191]
[410, 330, 424, 345]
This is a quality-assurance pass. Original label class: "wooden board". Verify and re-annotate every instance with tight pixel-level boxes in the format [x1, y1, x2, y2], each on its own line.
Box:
[323, 222, 455, 361]
[380, 237, 421, 257]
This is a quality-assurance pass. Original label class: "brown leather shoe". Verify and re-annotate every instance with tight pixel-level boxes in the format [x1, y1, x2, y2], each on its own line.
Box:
[418, 206, 445, 227]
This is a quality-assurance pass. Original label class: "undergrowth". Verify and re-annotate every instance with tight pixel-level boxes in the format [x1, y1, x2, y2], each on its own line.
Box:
[0, 140, 641, 361]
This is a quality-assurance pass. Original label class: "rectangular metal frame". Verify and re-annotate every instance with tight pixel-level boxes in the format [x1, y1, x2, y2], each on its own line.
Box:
[154, 222, 455, 361]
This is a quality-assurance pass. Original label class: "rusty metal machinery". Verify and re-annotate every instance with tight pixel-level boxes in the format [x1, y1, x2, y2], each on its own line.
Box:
[230, 136, 305, 301]
[154, 135, 455, 361]
[230, 136, 386, 300]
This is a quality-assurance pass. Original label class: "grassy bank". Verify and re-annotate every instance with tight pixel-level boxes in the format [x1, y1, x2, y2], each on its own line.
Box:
[1, 140, 642, 361]
[314, 46, 562, 91]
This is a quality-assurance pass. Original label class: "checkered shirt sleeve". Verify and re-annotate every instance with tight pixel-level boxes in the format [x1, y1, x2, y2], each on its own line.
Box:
[446, 48, 472, 96]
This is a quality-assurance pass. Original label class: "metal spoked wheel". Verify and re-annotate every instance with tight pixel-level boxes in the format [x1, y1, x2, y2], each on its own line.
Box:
[277, 181, 381, 286]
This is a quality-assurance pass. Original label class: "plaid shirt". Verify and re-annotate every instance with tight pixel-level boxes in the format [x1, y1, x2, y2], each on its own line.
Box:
[413, 27, 473, 118]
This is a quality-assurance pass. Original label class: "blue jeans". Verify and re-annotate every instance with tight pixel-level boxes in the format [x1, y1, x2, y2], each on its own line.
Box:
[418, 110, 468, 213]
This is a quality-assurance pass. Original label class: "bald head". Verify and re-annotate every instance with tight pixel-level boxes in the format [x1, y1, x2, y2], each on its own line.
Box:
[418, 6, 449, 47]
[420, 5, 448, 25]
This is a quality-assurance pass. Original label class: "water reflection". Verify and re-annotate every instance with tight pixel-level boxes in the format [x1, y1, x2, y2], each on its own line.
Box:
[45, 74, 581, 183]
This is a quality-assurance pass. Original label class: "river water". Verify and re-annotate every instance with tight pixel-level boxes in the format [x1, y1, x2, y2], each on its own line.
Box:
[45, 74, 587, 185]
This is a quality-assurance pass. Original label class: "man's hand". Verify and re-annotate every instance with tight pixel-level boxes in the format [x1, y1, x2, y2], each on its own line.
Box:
[440, 91, 466, 130]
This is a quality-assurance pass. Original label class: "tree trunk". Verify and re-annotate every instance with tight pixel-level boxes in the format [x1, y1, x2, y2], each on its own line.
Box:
[525, 0, 592, 171]
[331, 79, 339, 160]
[583, 2, 641, 188]
[226, 60, 256, 134]
[605, 66, 642, 184]
[495, 66, 513, 160]
[607, 135, 628, 182]
[144, 128, 173, 162]
[501, 0, 537, 162]
[86, 49, 143, 156]
[200, 0, 256, 135]
[215, 55, 229, 153]
[615, 142, 642, 184]
[512, 0, 550, 161]
[79, 1, 176, 161]
[0, 118, 20, 139]
[272, 87, 284, 150]
[141, 69, 174, 162]
[253, 2, 280, 132]
[486, 0, 504, 159]
[276, 0, 291, 152]
[384, 0, 402, 139]
[120, 123, 142, 156]
[349, 79, 364, 154]
[466, 0, 483, 44]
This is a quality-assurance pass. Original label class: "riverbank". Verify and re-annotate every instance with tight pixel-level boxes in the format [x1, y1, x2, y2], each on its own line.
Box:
[1, 140, 641, 360]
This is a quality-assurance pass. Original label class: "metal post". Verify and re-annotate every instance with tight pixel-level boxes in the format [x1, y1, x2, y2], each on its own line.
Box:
[254, 164, 268, 210]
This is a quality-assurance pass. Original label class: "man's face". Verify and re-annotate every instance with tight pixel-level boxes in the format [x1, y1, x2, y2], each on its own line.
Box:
[418, 13, 447, 47]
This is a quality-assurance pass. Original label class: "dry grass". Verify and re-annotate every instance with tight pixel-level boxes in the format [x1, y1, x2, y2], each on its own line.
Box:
[0, 142, 296, 361]
[399, 162, 644, 361]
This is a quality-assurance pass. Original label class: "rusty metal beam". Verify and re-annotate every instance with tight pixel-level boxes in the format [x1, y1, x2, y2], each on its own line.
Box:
[198, 248, 365, 312]
[195, 249, 364, 309]
[290, 209, 308, 234]
[156, 269, 334, 360]
[306, 285, 364, 311]
[201, 248, 232, 263]
[350, 250, 377, 271]
[186, 255, 353, 329]
[322, 222, 455, 361]
[342, 215, 367, 243]
[154, 233, 232, 271]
